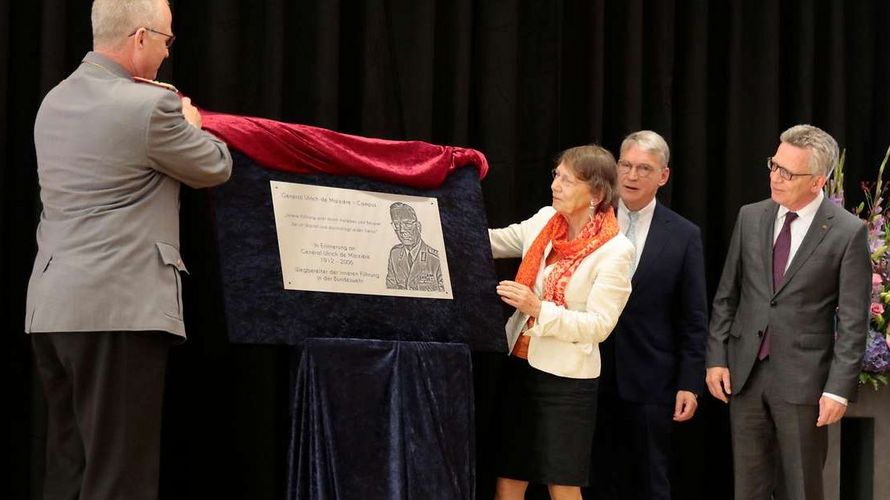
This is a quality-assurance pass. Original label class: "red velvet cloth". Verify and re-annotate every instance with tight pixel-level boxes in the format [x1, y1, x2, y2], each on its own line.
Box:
[201, 112, 489, 189]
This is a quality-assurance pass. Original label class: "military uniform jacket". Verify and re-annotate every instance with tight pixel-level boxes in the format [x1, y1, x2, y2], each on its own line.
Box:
[385, 241, 444, 291]
[25, 52, 233, 338]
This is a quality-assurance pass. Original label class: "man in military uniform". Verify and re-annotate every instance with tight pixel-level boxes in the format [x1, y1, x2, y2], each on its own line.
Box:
[385, 202, 445, 292]
[26, 1, 232, 498]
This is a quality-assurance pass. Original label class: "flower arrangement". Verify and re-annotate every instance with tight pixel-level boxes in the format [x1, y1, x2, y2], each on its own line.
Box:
[827, 145, 890, 390]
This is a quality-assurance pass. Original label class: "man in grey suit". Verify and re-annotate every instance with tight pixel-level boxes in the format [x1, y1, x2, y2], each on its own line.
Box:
[706, 124, 871, 499]
[25, 1, 232, 498]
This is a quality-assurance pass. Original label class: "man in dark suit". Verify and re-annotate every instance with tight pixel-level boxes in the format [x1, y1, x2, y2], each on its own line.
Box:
[26, 1, 232, 498]
[706, 124, 871, 499]
[587, 130, 708, 500]
[385, 202, 445, 291]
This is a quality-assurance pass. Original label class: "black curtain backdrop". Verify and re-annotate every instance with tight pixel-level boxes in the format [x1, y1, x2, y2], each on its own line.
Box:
[3, 1, 889, 499]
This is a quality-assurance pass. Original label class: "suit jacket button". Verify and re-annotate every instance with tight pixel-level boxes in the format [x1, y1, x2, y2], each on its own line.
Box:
[770, 300, 777, 306]
[757, 330, 763, 337]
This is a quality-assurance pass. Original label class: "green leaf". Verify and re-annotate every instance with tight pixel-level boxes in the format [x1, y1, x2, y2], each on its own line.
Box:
[858, 371, 890, 390]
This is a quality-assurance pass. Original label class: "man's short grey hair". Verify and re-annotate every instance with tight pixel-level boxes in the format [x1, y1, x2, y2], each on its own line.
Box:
[91, 0, 167, 49]
[779, 124, 839, 177]
[620, 130, 670, 167]
[390, 202, 417, 219]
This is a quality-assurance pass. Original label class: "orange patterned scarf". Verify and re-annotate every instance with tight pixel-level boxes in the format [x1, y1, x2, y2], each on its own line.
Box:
[511, 207, 619, 357]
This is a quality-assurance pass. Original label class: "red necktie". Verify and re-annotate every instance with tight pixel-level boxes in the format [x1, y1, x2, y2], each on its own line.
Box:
[758, 212, 798, 360]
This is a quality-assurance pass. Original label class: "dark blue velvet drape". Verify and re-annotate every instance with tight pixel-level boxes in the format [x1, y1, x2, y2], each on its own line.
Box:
[288, 338, 475, 500]
[213, 152, 505, 353]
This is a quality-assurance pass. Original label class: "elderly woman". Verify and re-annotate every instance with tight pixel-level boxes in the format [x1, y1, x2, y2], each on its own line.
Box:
[489, 145, 634, 500]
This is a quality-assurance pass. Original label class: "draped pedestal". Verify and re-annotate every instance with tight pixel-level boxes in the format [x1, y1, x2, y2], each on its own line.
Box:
[205, 117, 501, 500]
[824, 386, 890, 500]
[288, 338, 475, 500]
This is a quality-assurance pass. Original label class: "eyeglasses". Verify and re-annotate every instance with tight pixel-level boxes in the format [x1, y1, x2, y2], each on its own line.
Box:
[392, 220, 419, 230]
[129, 27, 176, 48]
[766, 157, 814, 181]
[617, 160, 659, 178]
[551, 168, 579, 187]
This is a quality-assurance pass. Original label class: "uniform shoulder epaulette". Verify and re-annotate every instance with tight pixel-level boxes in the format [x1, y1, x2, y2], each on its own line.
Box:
[132, 76, 179, 94]
[426, 246, 439, 256]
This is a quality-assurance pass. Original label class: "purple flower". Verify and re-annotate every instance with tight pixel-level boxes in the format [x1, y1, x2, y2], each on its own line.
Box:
[863, 330, 890, 373]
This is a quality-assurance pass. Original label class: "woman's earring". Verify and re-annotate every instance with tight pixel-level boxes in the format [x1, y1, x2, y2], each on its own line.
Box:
[588, 200, 598, 220]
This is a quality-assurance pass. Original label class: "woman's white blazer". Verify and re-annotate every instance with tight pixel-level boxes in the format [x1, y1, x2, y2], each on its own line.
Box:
[489, 207, 634, 379]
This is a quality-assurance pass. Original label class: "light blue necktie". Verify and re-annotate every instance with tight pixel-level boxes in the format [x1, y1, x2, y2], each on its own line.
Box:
[625, 211, 640, 274]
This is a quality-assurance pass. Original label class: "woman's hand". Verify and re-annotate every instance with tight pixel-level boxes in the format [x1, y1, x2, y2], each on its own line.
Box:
[496, 280, 542, 318]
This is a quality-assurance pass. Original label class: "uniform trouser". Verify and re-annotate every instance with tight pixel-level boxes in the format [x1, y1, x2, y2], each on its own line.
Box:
[730, 358, 827, 500]
[31, 331, 174, 500]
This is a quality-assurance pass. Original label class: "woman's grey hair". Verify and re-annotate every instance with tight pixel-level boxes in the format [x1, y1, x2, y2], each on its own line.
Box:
[91, 0, 167, 49]
[620, 130, 670, 167]
[557, 145, 618, 213]
[779, 124, 839, 177]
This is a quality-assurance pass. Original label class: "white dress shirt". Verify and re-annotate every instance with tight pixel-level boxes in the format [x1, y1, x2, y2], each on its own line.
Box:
[618, 198, 657, 275]
[774, 191, 823, 272]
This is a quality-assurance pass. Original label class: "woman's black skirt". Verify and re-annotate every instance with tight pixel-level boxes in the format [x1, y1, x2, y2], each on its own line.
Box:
[493, 356, 599, 486]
